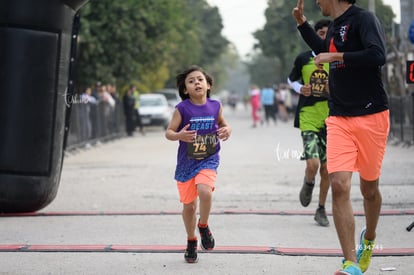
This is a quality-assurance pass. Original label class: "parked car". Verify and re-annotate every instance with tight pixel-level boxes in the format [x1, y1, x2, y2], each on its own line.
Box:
[138, 94, 172, 129]
[153, 88, 181, 108]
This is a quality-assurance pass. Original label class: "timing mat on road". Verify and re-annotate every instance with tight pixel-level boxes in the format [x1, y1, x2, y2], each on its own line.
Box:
[1, 210, 413, 256]
[1, 209, 414, 217]
[0, 244, 413, 256]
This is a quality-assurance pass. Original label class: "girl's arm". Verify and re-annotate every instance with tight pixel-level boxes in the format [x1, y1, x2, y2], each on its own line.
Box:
[217, 105, 231, 141]
[165, 108, 196, 142]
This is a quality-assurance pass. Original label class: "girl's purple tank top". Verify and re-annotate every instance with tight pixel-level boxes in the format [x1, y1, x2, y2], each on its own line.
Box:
[174, 98, 221, 182]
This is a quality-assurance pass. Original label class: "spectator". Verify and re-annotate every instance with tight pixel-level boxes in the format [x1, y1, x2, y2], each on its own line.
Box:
[79, 87, 97, 141]
[276, 84, 289, 122]
[132, 85, 144, 134]
[123, 85, 136, 136]
[260, 84, 277, 125]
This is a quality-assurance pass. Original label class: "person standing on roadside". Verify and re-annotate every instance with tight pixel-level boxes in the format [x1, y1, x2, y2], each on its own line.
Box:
[123, 85, 136, 137]
[165, 65, 231, 263]
[132, 85, 144, 134]
[292, 1, 389, 274]
[288, 19, 332, 227]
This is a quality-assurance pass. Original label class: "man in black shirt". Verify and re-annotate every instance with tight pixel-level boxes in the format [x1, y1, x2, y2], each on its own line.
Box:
[292, 1, 389, 274]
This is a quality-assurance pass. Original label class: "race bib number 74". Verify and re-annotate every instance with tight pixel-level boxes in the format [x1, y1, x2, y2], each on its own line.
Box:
[187, 133, 218, 159]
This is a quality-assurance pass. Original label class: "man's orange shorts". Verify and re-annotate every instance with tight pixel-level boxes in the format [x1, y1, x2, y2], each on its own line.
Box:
[177, 169, 216, 204]
[326, 110, 389, 181]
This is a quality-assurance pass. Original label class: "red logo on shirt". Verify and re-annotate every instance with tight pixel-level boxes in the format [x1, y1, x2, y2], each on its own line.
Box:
[340, 24, 350, 42]
[329, 38, 346, 69]
[329, 38, 337, 53]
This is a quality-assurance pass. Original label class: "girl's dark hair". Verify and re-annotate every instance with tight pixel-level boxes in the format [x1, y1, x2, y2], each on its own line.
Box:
[345, 0, 356, 4]
[176, 65, 213, 100]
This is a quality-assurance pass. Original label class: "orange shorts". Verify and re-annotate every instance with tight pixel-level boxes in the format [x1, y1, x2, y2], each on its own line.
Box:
[326, 110, 389, 180]
[177, 169, 216, 204]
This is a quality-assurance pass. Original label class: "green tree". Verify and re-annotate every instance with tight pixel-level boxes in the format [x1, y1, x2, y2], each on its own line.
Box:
[207, 44, 240, 94]
[191, 0, 228, 66]
[253, 0, 322, 80]
[76, 0, 192, 92]
[246, 52, 281, 88]
[76, 0, 227, 93]
[165, 0, 229, 87]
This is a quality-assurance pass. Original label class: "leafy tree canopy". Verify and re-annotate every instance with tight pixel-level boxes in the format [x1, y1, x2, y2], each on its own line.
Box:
[75, 0, 228, 94]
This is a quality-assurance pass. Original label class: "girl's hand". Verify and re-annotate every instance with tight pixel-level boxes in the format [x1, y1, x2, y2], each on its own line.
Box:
[217, 126, 231, 141]
[179, 124, 197, 143]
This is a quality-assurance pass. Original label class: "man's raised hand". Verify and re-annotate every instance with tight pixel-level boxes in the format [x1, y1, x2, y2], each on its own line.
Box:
[292, 0, 307, 25]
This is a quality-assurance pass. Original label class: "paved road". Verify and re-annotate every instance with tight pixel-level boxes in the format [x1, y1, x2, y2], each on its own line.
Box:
[0, 105, 413, 274]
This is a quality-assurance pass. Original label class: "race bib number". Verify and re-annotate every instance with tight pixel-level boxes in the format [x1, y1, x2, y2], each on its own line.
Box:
[309, 69, 329, 98]
[187, 133, 218, 159]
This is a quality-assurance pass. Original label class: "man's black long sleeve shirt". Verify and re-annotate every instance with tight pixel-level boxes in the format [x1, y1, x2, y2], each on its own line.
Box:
[298, 5, 388, 117]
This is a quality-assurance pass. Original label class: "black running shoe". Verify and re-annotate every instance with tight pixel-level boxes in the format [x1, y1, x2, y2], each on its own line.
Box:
[314, 207, 329, 227]
[299, 177, 314, 207]
[198, 225, 215, 250]
[184, 239, 198, 263]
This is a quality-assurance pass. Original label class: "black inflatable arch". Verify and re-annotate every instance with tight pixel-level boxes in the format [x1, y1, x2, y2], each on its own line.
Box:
[0, 0, 89, 212]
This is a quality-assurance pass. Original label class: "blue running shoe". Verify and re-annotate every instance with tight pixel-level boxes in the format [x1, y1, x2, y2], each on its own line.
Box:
[356, 228, 375, 272]
[334, 260, 363, 275]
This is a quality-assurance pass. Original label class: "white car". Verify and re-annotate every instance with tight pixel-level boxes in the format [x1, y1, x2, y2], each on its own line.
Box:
[138, 94, 172, 129]
[153, 88, 181, 108]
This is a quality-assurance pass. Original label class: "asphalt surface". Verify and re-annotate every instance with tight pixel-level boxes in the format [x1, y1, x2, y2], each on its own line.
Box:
[0, 105, 413, 274]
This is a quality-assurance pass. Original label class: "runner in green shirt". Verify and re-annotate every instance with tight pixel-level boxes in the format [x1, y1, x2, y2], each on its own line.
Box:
[287, 19, 331, 227]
